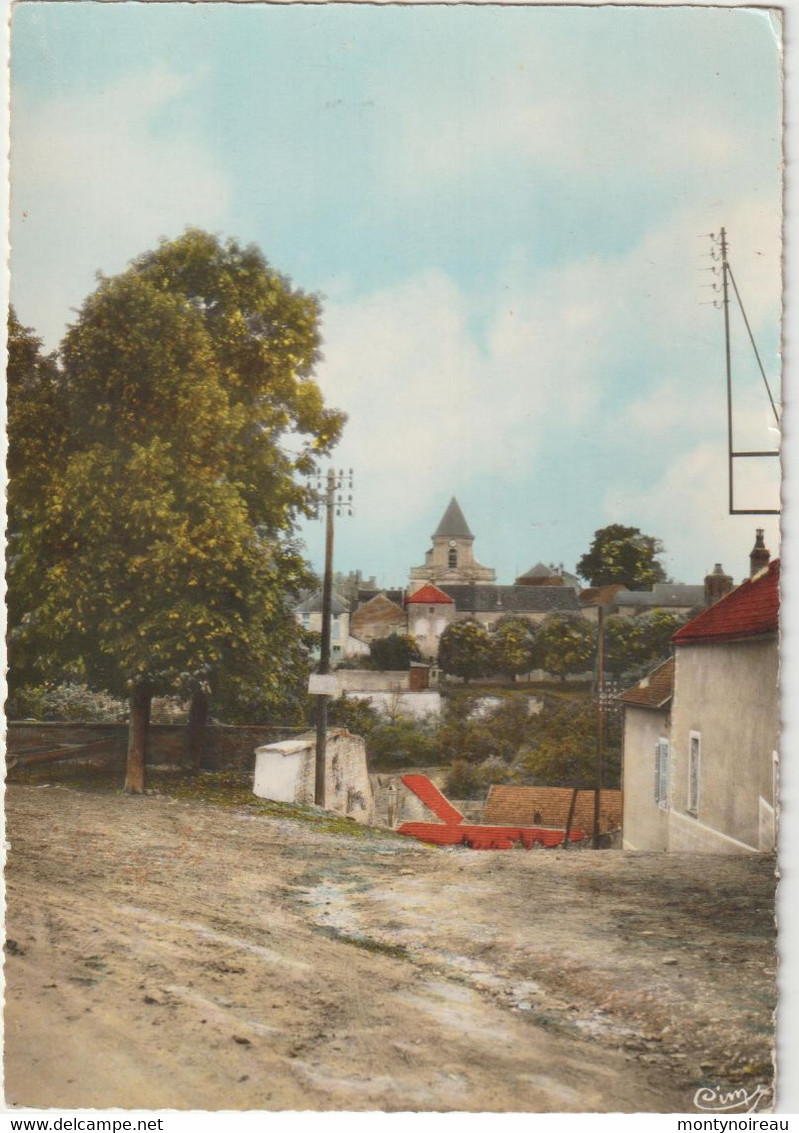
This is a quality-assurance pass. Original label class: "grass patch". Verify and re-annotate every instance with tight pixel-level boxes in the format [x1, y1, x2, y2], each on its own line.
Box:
[9, 760, 398, 841]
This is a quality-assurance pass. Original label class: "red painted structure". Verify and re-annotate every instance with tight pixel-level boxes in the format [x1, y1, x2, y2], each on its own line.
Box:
[396, 774, 586, 850]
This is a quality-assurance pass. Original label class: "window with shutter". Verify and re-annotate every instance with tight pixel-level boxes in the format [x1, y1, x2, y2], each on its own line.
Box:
[657, 737, 669, 808]
[687, 732, 701, 816]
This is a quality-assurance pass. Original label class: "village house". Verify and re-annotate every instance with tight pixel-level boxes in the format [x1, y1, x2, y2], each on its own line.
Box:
[293, 590, 369, 661]
[620, 533, 779, 854]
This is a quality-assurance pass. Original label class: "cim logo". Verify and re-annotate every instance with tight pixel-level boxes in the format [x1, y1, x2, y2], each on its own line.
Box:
[694, 1084, 770, 1113]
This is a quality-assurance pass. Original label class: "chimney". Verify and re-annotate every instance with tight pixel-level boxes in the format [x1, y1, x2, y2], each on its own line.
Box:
[749, 529, 771, 578]
[704, 563, 734, 606]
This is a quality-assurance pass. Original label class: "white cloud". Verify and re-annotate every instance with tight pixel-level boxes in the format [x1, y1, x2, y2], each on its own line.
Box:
[11, 63, 230, 347]
[313, 195, 781, 582]
[605, 440, 780, 583]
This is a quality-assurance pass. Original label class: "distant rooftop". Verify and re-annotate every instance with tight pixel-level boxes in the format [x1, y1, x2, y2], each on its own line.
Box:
[614, 583, 705, 609]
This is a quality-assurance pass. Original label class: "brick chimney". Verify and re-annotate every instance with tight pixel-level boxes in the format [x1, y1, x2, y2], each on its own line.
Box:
[704, 563, 734, 606]
[749, 529, 771, 578]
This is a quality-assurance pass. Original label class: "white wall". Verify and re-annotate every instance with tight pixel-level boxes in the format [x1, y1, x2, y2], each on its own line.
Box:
[668, 638, 778, 853]
[253, 729, 375, 824]
[621, 705, 670, 851]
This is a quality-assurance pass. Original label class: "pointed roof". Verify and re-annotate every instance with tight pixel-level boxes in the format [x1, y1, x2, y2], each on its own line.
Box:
[673, 560, 779, 646]
[406, 583, 455, 605]
[295, 590, 349, 616]
[518, 562, 558, 580]
[433, 497, 473, 540]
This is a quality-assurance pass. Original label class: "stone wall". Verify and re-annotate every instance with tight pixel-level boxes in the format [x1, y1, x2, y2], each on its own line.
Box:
[7, 721, 300, 772]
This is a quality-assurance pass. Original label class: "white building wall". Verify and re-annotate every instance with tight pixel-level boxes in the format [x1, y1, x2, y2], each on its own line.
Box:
[668, 638, 778, 853]
[621, 705, 670, 851]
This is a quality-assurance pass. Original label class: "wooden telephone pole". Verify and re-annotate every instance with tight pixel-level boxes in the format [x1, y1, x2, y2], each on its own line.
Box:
[311, 469, 353, 807]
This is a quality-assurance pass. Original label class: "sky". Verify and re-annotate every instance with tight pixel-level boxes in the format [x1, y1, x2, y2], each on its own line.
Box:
[9, 2, 784, 589]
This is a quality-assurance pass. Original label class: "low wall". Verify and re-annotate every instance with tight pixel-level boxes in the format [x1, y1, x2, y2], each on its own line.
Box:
[7, 721, 300, 772]
[336, 670, 410, 693]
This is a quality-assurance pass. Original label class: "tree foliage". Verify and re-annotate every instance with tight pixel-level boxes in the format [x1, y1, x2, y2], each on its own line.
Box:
[489, 615, 537, 678]
[368, 633, 422, 671]
[604, 610, 685, 678]
[576, 524, 667, 590]
[438, 620, 494, 682]
[518, 700, 621, 788]
[7, 231, 345, 789]
[533, 615, 596, 680]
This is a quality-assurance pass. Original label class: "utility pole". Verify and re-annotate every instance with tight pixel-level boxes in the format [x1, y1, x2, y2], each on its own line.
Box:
[592, 604, 606, 849]
[720, 226, 734, 517]
[310, 468, 353, 807]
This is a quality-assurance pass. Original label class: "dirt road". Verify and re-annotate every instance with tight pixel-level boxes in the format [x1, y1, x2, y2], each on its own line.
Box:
[4, 783, 776, 1112]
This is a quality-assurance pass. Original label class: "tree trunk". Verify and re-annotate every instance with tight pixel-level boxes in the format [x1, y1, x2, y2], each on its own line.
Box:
[186, 688, 209, 772]
[125, 683, 152, 794]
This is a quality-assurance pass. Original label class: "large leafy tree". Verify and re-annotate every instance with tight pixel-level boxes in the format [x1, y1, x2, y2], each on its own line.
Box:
[533, 614, 596, 680]
[8, 231, 345, 790]
[438, 620, 494, 683]
[489, 615, 537, 678]
[576, 524, 667, 590]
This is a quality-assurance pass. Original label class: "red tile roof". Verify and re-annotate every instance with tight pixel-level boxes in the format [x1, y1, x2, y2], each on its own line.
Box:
[406, 583, 455, 605]
[618, 656, 674, 709]
[483, 785, 622, 834]
[673, 560, 779, 646]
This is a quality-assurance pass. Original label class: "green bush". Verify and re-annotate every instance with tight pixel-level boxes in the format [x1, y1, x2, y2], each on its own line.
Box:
[8, 682, 127, 722]
[366, 716, 443, 770]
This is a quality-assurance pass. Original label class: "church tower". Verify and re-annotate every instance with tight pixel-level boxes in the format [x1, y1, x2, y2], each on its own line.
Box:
[409, 497, 496, 588]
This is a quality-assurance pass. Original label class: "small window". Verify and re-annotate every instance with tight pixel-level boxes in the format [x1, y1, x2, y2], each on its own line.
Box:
[687, 732, 701, 816]
[654, 737, 670, 808]
[448, 548, 458, 568]
[428, 606, 435, 615]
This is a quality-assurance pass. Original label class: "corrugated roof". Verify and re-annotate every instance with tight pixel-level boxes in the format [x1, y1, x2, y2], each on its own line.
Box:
[618, 656, 675, 709]
[405, 583, 456, 605]
[433, 498, 474, 540]
[483, 785, 622, 833]
[444, 584, 580, 614]
[673, 560, 779, 645]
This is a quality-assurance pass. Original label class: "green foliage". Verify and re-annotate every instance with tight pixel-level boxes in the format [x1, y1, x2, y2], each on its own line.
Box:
[327, 693, 381, 738]
[518, 700, 621, 788]
[605, 610, 685, 678]
[534, 615, 596, 679]
[439, 696, 532, 765]
[489, 615, 537, 678]
[438, 620, 494, 682]
[445, 755, 518, 799]
[7, 231, 344, 726]
[368, 634, 422, 671]
[576, 524, 668, 590]
[7, 683, 127, 722]
[366, 716, 443, 770]
[439, 693, 621, 796]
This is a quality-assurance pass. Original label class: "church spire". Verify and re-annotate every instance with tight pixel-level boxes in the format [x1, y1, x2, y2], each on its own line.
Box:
[432, 497, 473, 540]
